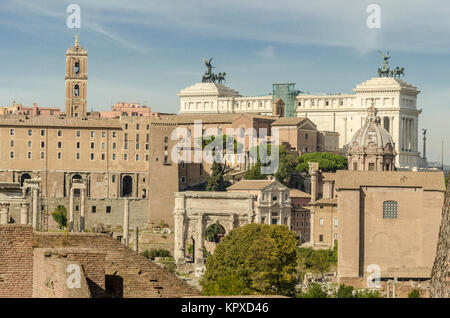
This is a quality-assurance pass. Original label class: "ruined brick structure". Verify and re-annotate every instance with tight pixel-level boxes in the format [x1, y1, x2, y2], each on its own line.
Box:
[430, 180, 450, 297]
[0, 225, 200, 298]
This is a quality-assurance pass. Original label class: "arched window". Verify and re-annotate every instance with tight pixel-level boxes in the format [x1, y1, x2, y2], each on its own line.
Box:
[74, 84, 79, 97]
[122, 175, 133, 197]
[383, 200, 398, 218]
[74, 61, 80, 74]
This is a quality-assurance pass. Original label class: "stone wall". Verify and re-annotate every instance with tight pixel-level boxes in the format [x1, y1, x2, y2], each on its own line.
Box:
[430, 181, 450, 297]
[0, 225, 34, 297]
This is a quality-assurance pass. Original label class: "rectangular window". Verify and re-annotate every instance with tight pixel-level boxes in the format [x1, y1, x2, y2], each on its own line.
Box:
[333, 217, 338, 228]
[102, 131, 106, 138]
[112, 175, 116, 183]
[136, 134, 140, 142]
[136, 143, 140, 150]
[271, 219, 278, 225]
[124, 133, 128, 142]
[383, 201, 398, 218]
[40, 152, 44, 159]
[112, 142, 117, 150]
[90, 131, 95, 138]
[90, 153, 94, 160]
[145, 155, 149, 161]
[27, 152, 32, 159]
[145, 144, 149, 150]
[28, 129, 32, 136]
[369, 163, 375, 171]
[135, 154, 140, 161]
[76, 153, 80, 160]
[57, 141, 62, 149]
[101, 153, 105, 160]
[106, 206, 111, 213]
[319, 218, 324, 226]
[41, 141, 45, 148]
[112, 153, 116, 160]
[10, 151, 14, 159]
[10, 129, 14, 136]
[57, 152, 62, 160]
[180, 177, 186, 183]
[124, 123, 128, 130]
[319, 234, 323, 242]
[90, 142, 95, 149]
[146, 124, 150, 130]
[136, 124, 140, 130]
[112, 131, 117, 138]
[92, 206, 96, 213]
[41, 130, 45, 136]
[101, 142, 106, 150]
[164, 136, 168, 143]
[76, 142, 80, 149]
[57, 130, 62, 137]
[146, 134, 149, 142]
[123, 154, 128, 161]
[124, 142, 128, 150]
[76, 130, 81, 137]
[10, 140, 14, 147]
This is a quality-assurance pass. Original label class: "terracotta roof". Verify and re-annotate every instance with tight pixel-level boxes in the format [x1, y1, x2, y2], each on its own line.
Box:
[271, 117, 308, 126]
[175, 113, 243, 124]
[335, 171, 446, 191]
[314, 198, 337, 205]
[227, 179, 276, 191]
[289, 188, 311, 198]
[0, 117, 122, 129]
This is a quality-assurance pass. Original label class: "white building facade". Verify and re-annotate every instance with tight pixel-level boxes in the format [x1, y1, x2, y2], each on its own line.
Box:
[178, 77, 422, 169]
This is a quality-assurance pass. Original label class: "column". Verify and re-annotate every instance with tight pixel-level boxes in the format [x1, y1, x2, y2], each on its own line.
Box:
[0, 203, 9, 225]
[174, 212, 185, 264]
[69, 187, 74, 232]
[389, 116, 394, 135]
[309, 209, 315, 247]
[20, 203, 28, 225]
[195, 213, 204, 266]
[32, 187, 39, 229]
[134, 227, 139, 252]
[123, 198, 130, 246]
[80, 187, 86, 232]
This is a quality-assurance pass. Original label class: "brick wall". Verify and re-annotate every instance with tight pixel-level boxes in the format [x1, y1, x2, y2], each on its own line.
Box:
[0, 225, 34, 297]
[34, 232, 200, 297]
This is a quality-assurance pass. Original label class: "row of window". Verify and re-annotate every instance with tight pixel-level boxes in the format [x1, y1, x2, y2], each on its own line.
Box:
[9, 140, 150, 151]
[9, 129, 151, 140]
[10, 151, 150, 161]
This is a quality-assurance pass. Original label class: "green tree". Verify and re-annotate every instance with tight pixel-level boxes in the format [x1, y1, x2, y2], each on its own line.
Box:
[408, 289, 421, 298]
[336, 284, 355, 298]
[297, 283, 328, 298]
[296, 152, 348, 173]
[355, 290, 381, 298]
[243, 161, 266, 180]
[274, 147, 297, 186]
[205, 162, 230, 191]
[201, 224, 298, 296]
[51, 205, 67, 230]
[205, 223, 226, 243]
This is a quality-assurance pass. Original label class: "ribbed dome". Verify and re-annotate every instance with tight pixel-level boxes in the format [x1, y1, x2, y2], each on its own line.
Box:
[350, 106, 394, 149]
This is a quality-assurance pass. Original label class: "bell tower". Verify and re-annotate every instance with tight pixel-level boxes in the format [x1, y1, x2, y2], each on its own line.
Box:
[65, 34, 88, 117]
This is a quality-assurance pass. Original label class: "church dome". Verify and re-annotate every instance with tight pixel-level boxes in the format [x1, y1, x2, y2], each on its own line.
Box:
[350, 106, 394, 150]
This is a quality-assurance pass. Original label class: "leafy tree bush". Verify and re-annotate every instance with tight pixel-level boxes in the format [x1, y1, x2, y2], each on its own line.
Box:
[336, 284, 354, 298]
[296, 152, 348, 173]
[297, 283, 328, 298]
[296, 247, 337, 278]
[355, 290, 381, 298]
[205, 162, 231, 191]
[408, 289, 421, 298]
[51, 205, 67, 230]
[201, 224, 298, 296]
[141, 248, 171, 260]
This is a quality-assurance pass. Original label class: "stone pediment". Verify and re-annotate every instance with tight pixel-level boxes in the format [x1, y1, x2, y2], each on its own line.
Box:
[178, 82, 240, 98]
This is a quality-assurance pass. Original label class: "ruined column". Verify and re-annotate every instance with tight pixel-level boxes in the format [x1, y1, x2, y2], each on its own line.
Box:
[174, 212, 186, 264]
[20, 203, 28, 225]
[0, 203, 9, 225]
[195, 213, 204, 266]
[32, 187, 39, 229]
[134, 227, 139, 252]
[80, 187, 86, 232]
[308, 162, 319, 203]
[69, 187, 74, 232]
[123, 198, 130, 246]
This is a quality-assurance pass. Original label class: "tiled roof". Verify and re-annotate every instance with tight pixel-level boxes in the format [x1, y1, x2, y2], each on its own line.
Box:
[289, 188, 311, 198]
[227, 179, 275, 190]
[0, 117, 122, 129]
[271, 117, 307, 126]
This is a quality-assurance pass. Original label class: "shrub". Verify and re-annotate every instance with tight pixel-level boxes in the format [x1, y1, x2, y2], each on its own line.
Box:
[408, 289, 421, 298]
[141, 248, 170, 260]
[51, 205, 67, 230]
[336, 284, 354, 298]
[297, 283, 328, 298]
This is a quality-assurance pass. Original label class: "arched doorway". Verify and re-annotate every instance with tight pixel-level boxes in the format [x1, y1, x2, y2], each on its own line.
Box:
[122, 175, 133, 197]
[72, 174, 82, 196]
[20, 173, 31, 187]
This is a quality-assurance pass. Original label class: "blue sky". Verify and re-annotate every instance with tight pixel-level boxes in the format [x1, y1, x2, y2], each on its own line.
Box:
[0, 0, 449, 163]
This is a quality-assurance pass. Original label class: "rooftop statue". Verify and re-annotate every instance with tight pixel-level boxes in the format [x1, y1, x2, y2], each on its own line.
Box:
[377, 51, 405, 78]
[202, 58, 226, 84]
